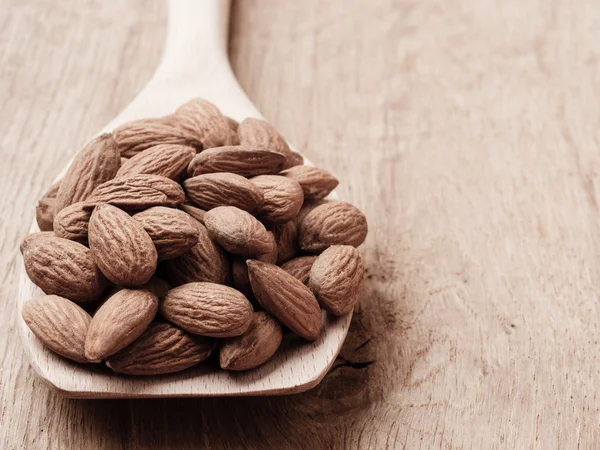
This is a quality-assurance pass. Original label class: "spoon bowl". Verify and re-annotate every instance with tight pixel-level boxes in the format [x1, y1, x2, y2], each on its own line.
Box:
[17, 0, 352, 398]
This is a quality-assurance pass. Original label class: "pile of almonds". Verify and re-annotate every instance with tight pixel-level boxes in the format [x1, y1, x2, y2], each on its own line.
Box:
[21, 98, 368, 376]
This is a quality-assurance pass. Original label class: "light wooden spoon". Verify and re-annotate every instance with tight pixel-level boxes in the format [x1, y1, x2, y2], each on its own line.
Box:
[17, 0, 352, 398]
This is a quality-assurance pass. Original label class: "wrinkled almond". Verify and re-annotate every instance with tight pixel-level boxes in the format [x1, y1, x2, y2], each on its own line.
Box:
[251, 175, 304, 224]
[88, 204, 157, 286]
[271, 221, 298, 264]
[224, 116, 240, 145]
[172, 98, 233, 149]
[161, 282, 253, 337]
[36, 180, 61, 231]
[187, 146, 286, 178]
[106, 322, 213, 375]
[179, 204, 207, 224]
[85, 289, 158, 362]
[309, 246, 364, 315]
[279, 166, 338, 201]
[22, 234, 105, 304]
[116, 144, 195, 180]
[298, 201, 368, 253]
[247, 260, 321, 341]
[237, 118, 295, 168]
[162, 221, 231, 286]
[184, 172, 264, 213]
[22, 295, 92, 363]
[132, 207, 199, 261]
[113, 117, 201, 158]
[220, 312, 282, 371]
[54, 134, 120, 214]
[89, 174, 185, 209]
[204, 206, 273, 257]
[53, 201, 94, 243]
[280, 256, 318, 285]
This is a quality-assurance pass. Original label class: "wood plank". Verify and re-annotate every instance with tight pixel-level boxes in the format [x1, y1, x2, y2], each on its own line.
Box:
[2, 0, 599, 448]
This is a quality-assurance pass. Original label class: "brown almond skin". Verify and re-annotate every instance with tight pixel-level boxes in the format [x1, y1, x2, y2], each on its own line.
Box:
[237, 118, 295, 169]
[22, 234, 106, 304]
[89, 174, 185, 210]
[247, 260, 322, 341]
[53, 201, 94, 243]
[251, 175, 304, 224]
[271, 221, 298, 264]
[161, 282, 253, 337]
[88, 204, 157, 286]
[106, 322, 213, 375]
[220, 312, 282, 371]
[287, 151, 304, 167]
[85, 289, 158, 362]
[132, 207, 199, 261]
[172, 98, 233, 149]
[279, 166, 339, 201]
[22, 295, 92, 363]
[204, 206, 272, 257]
[187, 146, 286, 178]
[36, 180, 61, 231]
[224, 116, 240, 145]
[54, 134, 120, 214]
[140, 276, 171, 299]
[231, 234, 278, 298]
[179, 204, 207, 224]
[298, 201, 368, 253]
[309, 246, 364, 316]
[113, 117, 202, 158]
[294, 199, 328, 228]
[184, 172, 264, 213]
[280, 256, 318, 285]
[162, 221, 231, 286]
[116, 144, 195, 180]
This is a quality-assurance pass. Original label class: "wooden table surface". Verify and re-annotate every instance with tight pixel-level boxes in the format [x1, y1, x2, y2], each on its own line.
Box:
[2, 0, 599, 448]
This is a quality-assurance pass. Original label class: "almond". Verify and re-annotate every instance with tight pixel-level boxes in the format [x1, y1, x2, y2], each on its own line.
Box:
[298, 201, 368, 252]
[294, 199, 328, 227]
[88, 204, 157, 286]
[224, 116, 240, 145]
[140, 276, 171, 299]
[231, 233, 277, 298]
[271, 221, 298, 264]
[85, 289, 158, 362]
[179, 204, 207, 224]
[279, 166, 338, 201]
[184, 172, 264, 214]
[187, 146, 286, 178]
[89, 174, 185, 210]
[161, 282, 253, 337]
[309, 246, 364, 315]
[36, 180, 61, 231]
[172, 98, 233, 148]
[53, 201, 94, 243]
[106, 322, 213, 375]
[287, 151, 304, 167]
[251, 175, 304, 224]
[162, 221, 231, 286]
[237, 118, 295, 168]
[54, 134, 120, 214]
[22, 295, 92, 363]
[132, 207, 198, 261]
[280, 256, 318, 285]
[204, 206, 272, 257]
[247, 260, 321, 340]
[116, 144, 195, 179]
[220, 312, 282, 371]
[22, 234, 105, 304]
[113, 117, 201, 158]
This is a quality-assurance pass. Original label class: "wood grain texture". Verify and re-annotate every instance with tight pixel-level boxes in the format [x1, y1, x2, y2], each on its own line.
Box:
[1, 0, 599, 449]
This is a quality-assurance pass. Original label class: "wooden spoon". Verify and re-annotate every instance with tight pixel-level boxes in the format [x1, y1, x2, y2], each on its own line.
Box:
[17, 0, 351, 398]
